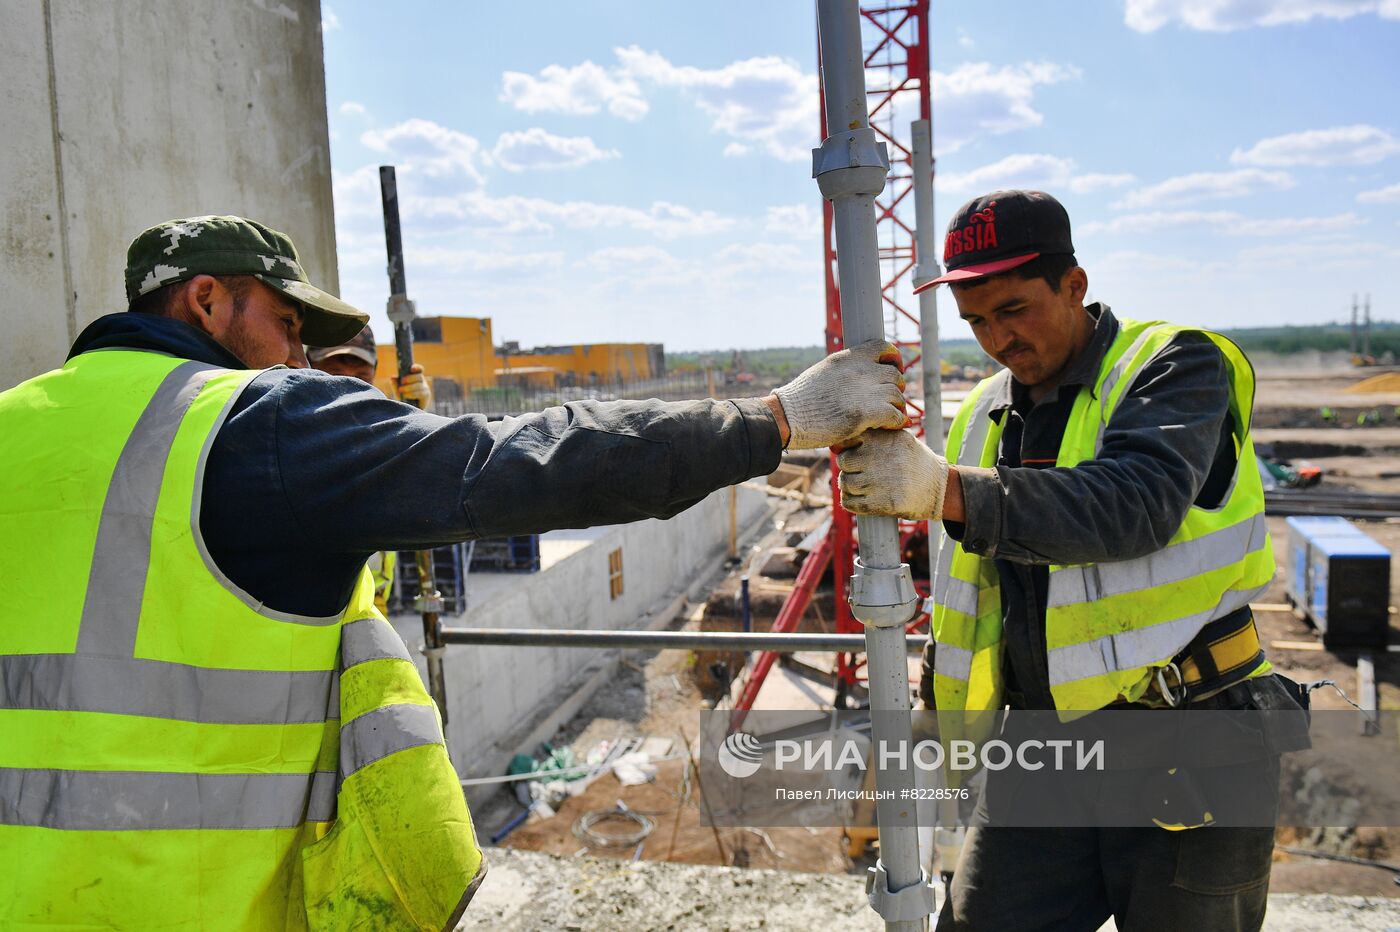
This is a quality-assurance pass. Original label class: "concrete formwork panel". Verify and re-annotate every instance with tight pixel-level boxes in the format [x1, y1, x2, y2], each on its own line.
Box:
[1, 0, 337, 390]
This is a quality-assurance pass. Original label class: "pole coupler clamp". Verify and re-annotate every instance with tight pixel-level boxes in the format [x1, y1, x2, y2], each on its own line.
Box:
[812, 127, 890, 200]
[913, 260, 944, 293]
[387, 293, 417, 325]
[415, 589, 445, 615]
[848, 557, 920, 628]
[866, 859, 936, 922]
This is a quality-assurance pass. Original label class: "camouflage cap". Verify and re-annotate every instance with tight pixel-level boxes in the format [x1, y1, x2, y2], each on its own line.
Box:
[306, 323, 378, 367]
[125, 215, 368, 346]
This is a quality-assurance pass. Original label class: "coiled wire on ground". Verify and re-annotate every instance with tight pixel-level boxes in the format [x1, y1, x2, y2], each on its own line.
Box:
[573, 804, 655, 848]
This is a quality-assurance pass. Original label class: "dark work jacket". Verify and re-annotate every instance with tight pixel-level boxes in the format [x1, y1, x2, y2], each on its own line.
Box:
[67, 314, 783, 617]
[924, 304, 1236, 710]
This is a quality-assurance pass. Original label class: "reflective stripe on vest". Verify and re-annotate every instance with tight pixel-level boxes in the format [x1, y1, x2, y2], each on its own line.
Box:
[928, 318, 1274, 719]
[0, 350, 482, 931]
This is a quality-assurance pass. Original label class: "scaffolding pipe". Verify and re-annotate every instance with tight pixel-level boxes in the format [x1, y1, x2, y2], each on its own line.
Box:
[813, 1, 932, 927]
[912, 117, 963, 883]
[379, 166, 449, 729]
[911, 120, 943, 459]
[436, 628, 927, 652]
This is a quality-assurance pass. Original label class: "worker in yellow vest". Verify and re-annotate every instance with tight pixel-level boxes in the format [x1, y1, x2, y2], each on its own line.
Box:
[837, 191, 1303, 931]
[0, 215, 909, 930]
[307, 324, 420, 615]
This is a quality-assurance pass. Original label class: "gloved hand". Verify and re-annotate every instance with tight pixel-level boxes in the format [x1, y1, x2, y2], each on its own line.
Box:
[772, 340, 908, 449]
[837, 428, 949, 520]
[393, 364, 433, 410]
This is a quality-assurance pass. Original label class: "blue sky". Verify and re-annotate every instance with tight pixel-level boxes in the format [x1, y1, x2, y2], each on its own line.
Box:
[321, 1, 1400, 352]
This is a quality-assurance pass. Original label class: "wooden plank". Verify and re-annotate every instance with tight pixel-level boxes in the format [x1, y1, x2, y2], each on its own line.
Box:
[1270, 639, 1325, 651]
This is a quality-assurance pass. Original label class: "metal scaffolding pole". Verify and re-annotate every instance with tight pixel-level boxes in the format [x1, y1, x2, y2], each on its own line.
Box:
[911, 119, 943, 460]
[379, 166, 449, 727]
[813, 1, 933, 927]
[437, 628, 927, 652]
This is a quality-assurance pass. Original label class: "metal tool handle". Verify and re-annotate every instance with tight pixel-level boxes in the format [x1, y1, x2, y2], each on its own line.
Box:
[378, 165, 450, 730]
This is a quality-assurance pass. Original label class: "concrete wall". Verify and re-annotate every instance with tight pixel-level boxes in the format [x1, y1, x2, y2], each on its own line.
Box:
[1, 0, 337, 390]
[390, 485, 771, 781]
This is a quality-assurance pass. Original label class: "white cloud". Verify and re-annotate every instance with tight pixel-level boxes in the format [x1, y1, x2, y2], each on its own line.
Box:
[490, 128, 619, 172]
[1125, 0, 1400, 32]
[499, 50, 1078, 162]
[338, 101, 366, 117]
[321, 5, 340, 31]
[1358, 181, 1400, 203]
[501, 47, 816, 161]
[1081, 209, 1361, 236]
[499, 59, 649, 121]
[1233, 239, 1400, 271]
[1232, 125, 1400, 167]
[956, 28, 975, 49]
[1069, 172, 1138, 194]
[407, 247, 566, 274]
[360, 119, 486, 184]
[933, 62, 1080, 153]
[939, 153, 1077, 194]
[764, 204, 821, 238]
[1112, 168, 1295, 208]
[613, 46, 816, 162]
[937, 154, 1134, 197]
[581, 245, 687, 274]
[404, 189, 735, 240]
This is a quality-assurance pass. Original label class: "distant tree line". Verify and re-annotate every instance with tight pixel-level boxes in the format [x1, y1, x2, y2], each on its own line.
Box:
[667, 321, 1397, 378]
[1219, 321, 1400, 357]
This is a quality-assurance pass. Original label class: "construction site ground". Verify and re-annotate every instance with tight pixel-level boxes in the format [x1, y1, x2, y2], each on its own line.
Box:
[468, 364, 1400, 925]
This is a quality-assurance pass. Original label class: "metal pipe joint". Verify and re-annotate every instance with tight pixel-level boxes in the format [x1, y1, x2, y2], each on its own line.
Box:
[813, 129, 891, 199]
[867, 861, 937, 922]
[386, 294, 417, 325]
[847, 557, 920, 627]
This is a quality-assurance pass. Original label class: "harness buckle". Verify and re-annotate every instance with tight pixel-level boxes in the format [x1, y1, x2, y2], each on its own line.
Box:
[1155, 662, 1186, 708]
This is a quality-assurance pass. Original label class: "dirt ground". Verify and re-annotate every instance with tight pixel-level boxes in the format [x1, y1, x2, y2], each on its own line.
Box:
[479, 496, 866, 876]
[478, 365, 1400, 900]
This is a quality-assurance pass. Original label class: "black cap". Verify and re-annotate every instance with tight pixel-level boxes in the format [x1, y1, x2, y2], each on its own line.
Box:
[915, 190, 1075, 292]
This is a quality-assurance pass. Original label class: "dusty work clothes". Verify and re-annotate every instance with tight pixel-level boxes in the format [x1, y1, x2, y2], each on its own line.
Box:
[929, 307, 1274, 723]
[71, 313, 781, 618]
[1, 313, 782, 928]
[926, 305, 1282, 932]
[0, 349, 482, 929]
[368, 549, 398, 615]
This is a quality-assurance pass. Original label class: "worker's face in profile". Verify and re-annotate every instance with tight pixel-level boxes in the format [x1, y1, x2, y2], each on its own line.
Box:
[211, 279, 309, 369]
[312, 354, 377, 385]
[951, 266, 1090, 391]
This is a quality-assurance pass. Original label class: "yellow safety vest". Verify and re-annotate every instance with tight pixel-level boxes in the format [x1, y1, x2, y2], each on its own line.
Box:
[931, 318, 1274, 737]
[0, 349, 483, 930]
[368, 550, 398, 616]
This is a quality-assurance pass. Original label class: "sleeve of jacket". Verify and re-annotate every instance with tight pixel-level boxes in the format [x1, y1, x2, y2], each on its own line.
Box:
[254, 371, 783, 553]
[951, 333, 1231, 565]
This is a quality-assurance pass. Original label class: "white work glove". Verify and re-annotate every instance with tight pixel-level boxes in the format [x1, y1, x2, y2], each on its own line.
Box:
[773, 340, 908, 449]
[837, 428, 949, 520]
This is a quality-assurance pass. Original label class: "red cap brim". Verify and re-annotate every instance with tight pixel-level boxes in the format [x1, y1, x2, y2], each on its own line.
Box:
[913, 251, 1040, 294]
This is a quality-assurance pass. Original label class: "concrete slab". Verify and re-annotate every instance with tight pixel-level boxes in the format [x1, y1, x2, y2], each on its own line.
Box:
[460, 847, 1400, 931]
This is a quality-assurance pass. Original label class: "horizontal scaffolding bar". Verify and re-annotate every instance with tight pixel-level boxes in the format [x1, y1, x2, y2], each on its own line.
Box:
[437, 627, 927, 653]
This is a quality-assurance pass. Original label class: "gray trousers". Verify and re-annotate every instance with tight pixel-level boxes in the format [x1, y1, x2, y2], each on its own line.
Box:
[937, 823, 1275, 932]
